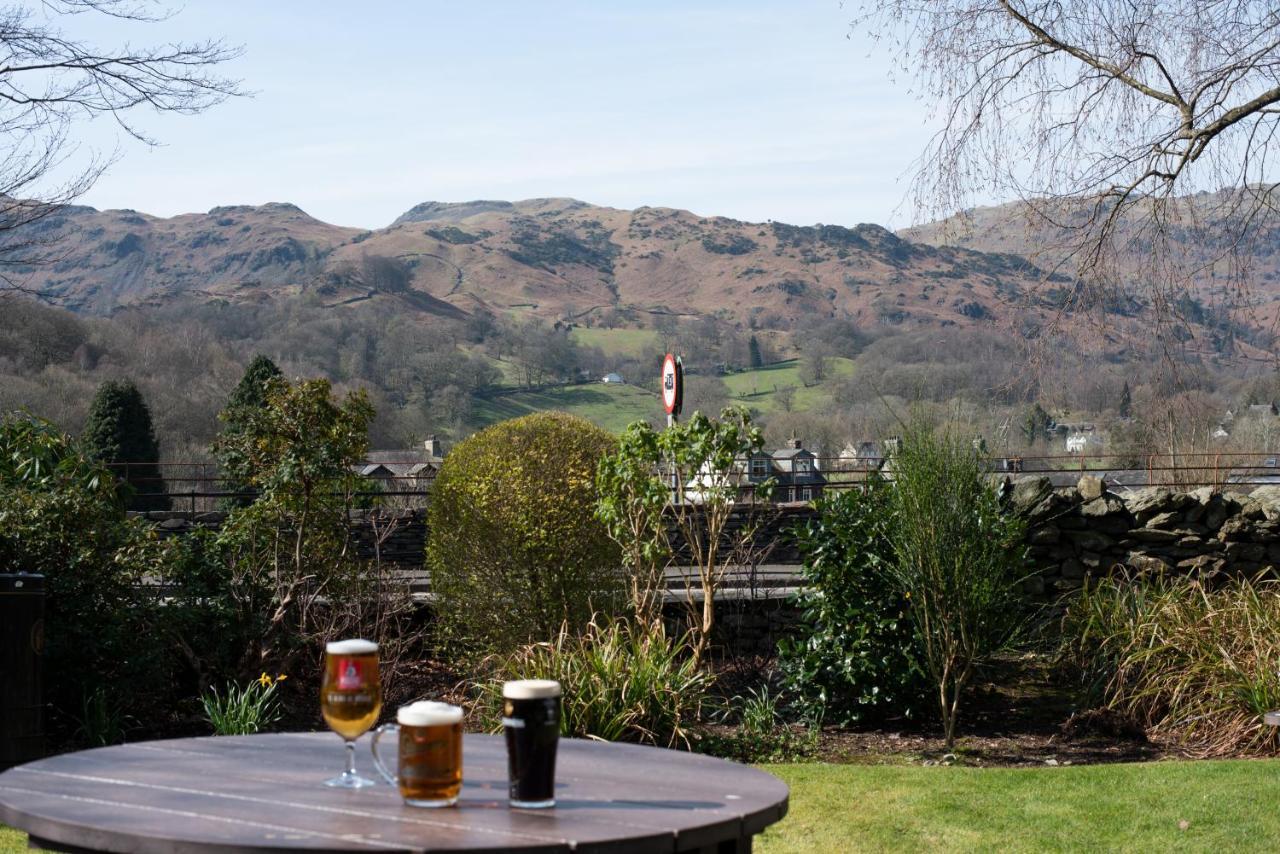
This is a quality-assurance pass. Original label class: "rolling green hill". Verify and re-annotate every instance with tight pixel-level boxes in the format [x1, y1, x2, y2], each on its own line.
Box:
[467, 357, 853, 434]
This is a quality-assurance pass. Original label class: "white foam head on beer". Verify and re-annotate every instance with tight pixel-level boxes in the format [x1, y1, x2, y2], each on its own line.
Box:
[397, 701, 463, 726]
[502, 679, 561, 700]
[325, 638, 378, 655]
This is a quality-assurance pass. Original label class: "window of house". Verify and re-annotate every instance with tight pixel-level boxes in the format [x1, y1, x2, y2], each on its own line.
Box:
[795, 458, 812, 474]
[750, 458, 769, 477]
[799, 487, 812, 502]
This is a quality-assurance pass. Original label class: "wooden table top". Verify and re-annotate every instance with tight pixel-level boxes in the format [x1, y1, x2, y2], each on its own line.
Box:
[0, 732, 788, 853]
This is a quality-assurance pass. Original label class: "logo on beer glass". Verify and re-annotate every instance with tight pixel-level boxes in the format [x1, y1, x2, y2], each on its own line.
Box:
[336, 658, 365, 690]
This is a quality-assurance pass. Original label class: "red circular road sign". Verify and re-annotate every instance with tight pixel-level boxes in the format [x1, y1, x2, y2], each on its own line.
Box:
[661, 353, 682, 415]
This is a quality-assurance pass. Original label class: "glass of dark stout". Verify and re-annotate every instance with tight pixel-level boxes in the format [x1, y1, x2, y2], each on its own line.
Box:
[502, 679, 561, 808]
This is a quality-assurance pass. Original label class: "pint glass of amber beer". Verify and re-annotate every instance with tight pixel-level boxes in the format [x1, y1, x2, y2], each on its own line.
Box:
[320, 638, 382, 788]
[370, 701, 464, 807]
[502, 679, 561, 808]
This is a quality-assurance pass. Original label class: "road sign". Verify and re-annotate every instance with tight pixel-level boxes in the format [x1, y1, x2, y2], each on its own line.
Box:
[661, 353, 683, 416]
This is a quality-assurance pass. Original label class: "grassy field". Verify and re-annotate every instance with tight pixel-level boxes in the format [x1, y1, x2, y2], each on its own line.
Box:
[470, 382, 656, 434]
[757, 759, 1280, 853]
[569, 326, 660, 359]
[720, 357, 853, 416]
[5, 759, 1276, 852]
[467, 357, 854, 435]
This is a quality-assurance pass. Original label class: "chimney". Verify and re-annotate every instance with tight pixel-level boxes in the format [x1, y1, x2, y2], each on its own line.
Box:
[424, 435, 444, 459]
[789, 437, 802, 450]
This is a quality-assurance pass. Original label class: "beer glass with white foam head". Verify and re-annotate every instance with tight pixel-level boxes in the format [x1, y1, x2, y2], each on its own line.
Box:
[502, 679, 561, 808]
[320, 638, 382, 788]
[370, 701, 464, 807]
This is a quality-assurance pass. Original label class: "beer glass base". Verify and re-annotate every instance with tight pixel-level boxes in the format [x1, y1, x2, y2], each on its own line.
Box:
[404, 796, 458, 808]
[323, 771, 378, 789]
[510, 798, 555, 809]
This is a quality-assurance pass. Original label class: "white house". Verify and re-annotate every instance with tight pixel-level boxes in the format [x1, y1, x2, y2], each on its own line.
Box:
[1065, 432, 1101, 454]
[602, 372, 625, 384]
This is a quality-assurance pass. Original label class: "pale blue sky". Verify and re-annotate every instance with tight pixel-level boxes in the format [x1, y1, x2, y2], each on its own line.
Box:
[65, 1, 940, 229]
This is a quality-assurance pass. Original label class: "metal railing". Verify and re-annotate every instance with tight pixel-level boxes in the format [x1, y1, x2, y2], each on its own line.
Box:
[104, 450, 1280, 514]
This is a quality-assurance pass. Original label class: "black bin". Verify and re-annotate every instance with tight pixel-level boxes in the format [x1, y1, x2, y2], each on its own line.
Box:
[0, 573, 45, 769]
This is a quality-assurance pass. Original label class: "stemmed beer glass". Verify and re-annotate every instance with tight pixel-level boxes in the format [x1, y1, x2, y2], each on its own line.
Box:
[320, 639, 382, 788]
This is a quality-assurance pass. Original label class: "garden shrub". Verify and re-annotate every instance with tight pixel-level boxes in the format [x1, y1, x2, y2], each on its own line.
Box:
[212, 377, 420, 685]
[427, 411, 623, 654]
[698, 683, 821, 763]
[476, 618, 712, 748]
[0, 414, 171, 739]
[777, 478, 929, 725]
[887, 425, 1028, 748]
[1061, 572, 1280, 756]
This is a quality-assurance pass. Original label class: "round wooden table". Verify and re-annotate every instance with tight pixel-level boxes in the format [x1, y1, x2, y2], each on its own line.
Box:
[0, 732, 788, 853]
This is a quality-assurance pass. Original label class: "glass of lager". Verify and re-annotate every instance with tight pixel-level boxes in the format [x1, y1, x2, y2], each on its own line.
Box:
[320, 638, 382, 788]
[370, 701, 464, 807]
[502, 679, 561, 808]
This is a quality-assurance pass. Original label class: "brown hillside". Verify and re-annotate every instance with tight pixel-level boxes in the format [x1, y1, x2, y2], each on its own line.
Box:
[10, 195, 1251, 360]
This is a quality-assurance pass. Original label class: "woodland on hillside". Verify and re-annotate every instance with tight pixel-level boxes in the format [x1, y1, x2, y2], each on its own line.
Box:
[4, 290, 1280, 468]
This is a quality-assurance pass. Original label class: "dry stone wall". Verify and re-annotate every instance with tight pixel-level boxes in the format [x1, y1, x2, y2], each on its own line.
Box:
[1008, 475, 1280, 595]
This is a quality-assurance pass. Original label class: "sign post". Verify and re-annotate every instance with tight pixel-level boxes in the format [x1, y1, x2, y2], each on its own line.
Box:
[661, 353, 683, 428]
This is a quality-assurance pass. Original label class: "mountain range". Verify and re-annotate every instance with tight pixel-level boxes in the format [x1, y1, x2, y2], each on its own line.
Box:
[7, 194, 1275, 360]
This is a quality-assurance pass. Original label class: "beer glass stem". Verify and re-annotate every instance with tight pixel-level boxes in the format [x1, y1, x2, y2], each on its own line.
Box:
[344, 740, 356, 778]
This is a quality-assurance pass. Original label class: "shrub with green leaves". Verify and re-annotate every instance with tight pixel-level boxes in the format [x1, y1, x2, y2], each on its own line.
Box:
[699, 684, 820, 763]
[0, 414, 170, 738]
[887, 425, 1028, 749]
[476, 619, 712, 748]
[1061, 572, 1280, 756]
[427, 412, 623, 654]
[777, 478, 929, 725]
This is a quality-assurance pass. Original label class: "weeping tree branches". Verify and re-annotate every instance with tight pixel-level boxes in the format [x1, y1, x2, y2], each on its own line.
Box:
[859, 1, 1280, 326]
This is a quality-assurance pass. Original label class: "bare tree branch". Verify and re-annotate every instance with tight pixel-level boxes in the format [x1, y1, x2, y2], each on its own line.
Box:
[0, 0, 242, 297]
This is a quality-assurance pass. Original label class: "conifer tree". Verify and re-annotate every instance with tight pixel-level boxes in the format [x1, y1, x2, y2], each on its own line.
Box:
[215, 355, 283, 506]
[83, 380, 168, 511]
[1119, 382, 1132, 419]
[748, 335, 764, 369]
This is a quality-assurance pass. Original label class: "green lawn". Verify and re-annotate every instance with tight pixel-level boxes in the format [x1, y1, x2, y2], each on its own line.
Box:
[5, 759, 1277, 851]
[757, 759, 1280, 853]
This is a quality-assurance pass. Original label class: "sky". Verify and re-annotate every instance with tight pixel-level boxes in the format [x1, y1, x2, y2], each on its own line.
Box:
[59, 1, 941, 230]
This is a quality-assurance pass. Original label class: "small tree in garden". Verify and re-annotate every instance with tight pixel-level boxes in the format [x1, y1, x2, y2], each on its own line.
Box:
[887, 425, 1028, 749]
[596, 422, 672, 627]
[82, 379, 169, 510]
[597, 407, 773, 664]
[427, 412, 623, 654]
[211, 377, 415, 675]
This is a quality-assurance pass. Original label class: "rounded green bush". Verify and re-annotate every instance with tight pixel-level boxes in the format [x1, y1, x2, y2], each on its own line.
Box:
[426, 412, 623, 654]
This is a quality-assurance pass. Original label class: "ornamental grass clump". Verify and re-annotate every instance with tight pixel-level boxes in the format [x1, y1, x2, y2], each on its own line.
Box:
[477, 619, 712, 748]
[1061, 572, 1280, 756]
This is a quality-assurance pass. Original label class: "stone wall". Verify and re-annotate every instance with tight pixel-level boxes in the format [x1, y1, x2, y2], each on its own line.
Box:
[130, 508, 428, 567]
[1007, 475, 1280, 596]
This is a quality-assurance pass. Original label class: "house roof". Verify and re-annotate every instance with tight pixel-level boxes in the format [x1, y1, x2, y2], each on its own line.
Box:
[772, 448, 813, 460]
